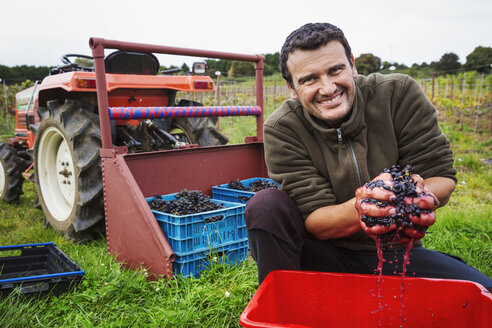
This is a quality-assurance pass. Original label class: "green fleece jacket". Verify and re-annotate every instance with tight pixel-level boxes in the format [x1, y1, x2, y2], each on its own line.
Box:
[263, 73, 456, 250]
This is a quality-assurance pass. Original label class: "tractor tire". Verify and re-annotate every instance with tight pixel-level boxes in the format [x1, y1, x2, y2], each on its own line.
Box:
[0, 143, 24, 202]
[172, 100, 228, 146]
[33, 99, 104, 241]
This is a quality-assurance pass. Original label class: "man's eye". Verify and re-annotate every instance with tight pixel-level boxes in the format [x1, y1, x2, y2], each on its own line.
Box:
[302, 77, 316, 84]
[331, 67, 343, 75]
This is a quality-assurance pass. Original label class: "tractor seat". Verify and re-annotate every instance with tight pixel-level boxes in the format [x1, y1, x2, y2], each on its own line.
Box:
[105, 51, 160, 75]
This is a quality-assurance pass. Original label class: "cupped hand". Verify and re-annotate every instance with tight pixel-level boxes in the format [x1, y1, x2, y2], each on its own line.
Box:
[405, 174, 439, 226]
[396, 174, 439, 243]
[355, 173, 397, 235]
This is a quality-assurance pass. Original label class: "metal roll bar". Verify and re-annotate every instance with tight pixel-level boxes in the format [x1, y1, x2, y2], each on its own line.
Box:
[89, 37, 265, 149]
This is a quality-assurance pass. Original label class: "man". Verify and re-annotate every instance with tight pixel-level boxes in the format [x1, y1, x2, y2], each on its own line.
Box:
[245, 22, 492, 290]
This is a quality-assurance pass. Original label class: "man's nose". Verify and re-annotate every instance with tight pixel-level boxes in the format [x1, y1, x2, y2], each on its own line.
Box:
[318, 75, 336, 95]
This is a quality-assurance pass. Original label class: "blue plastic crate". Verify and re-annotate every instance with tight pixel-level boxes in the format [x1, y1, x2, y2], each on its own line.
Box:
[146, 193, 247, 255]
[173, 240, 249, 277]
[212, 178, 279, 203]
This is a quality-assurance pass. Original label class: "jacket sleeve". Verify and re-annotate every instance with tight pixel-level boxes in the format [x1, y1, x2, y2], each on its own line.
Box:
[263, 108, 337, 219]
[392, 75, 457, 182]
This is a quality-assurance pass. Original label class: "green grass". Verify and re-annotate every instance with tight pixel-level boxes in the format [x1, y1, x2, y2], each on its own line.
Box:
[424, 205, 492, 277]
[0, 183, 258, 327]
[0, 243, 258, 327]
[0, 93, 491, 327]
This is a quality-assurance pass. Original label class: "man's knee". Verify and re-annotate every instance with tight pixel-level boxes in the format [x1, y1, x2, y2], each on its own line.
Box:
[244, 188, 305, 248]
[245, 188, 298, 228]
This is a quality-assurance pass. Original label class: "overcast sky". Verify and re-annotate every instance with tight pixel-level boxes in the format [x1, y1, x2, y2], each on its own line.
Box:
[1, 0, 491, 69]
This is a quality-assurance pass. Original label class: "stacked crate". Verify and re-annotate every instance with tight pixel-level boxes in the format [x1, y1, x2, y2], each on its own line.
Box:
[147, 193, 248, 277]
[147, 178, 278, 277]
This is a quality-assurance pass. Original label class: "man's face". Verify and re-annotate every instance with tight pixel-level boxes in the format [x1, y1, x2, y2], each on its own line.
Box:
[287, 41, 357, 126]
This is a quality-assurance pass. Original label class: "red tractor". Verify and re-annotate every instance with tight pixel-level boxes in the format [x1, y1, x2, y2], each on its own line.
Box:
[1, 38, 267, 277]
[1, 45, 228, 240]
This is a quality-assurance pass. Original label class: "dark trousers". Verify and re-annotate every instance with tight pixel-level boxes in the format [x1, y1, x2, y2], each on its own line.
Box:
[245, 189, 492, 291]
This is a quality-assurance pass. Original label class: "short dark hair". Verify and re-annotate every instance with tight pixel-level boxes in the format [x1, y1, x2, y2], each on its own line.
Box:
[280, 23, 352, 87]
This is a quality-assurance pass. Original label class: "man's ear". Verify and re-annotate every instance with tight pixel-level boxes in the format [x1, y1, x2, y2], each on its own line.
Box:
[286, 81, 298, 99]
[351, 54, 358, 77]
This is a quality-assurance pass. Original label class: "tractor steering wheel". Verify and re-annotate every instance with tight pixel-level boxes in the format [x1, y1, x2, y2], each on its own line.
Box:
[61, 54, 94, 71]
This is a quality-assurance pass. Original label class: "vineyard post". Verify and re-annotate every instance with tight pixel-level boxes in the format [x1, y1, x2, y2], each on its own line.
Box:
[460, 76, 465, 130]
[450, 76, 454, 100]
[470, 76, 474, 126]
[437, 75, 441, 97]
[265, 86, 269, 108]
[431, 73, 435, 102]
[473, 73, 484, 133]
[440, 77, 447, 124]
[1, 79, 8, 132]
[215, 71, 221, 130]
[445, 77, 448, 98]
[450, 76, 455, 116]
[215, 71, 221, 106]
[461, 76, 465, 103]
[273, 80, 277, 110]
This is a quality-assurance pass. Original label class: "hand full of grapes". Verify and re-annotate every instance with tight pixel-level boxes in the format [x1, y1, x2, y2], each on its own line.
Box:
[355, 165, 439, 249]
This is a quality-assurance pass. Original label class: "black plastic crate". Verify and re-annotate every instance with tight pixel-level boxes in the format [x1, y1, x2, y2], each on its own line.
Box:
[0, 242, 84, 297]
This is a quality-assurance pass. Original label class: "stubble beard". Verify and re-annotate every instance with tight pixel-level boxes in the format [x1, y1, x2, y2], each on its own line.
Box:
[313, 87, 353, 126]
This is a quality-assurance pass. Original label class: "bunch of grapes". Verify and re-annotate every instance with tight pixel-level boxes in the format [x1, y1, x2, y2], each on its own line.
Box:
[227, 180, 249, 191]
[361, 165, 433, 249]
[149, 189, 225, 216]
[227, 179, 279, 192]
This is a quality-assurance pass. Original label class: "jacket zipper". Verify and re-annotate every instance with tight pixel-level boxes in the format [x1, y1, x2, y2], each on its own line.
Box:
[336, 128, 363, 187]
[336, 127, 343, 144]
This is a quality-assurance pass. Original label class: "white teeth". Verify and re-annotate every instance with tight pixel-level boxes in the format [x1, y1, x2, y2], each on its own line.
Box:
[320, 93, 341, 104]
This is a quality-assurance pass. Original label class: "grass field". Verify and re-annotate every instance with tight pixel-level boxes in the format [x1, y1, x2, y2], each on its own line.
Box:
[0, 95, 491, 327]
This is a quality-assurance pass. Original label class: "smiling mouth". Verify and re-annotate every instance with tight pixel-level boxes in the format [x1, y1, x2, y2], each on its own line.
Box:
[316, 91, 343, 105]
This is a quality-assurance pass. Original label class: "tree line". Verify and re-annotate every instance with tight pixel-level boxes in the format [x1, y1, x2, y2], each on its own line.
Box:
[0, 64, 53, 85]
[0, 46, 490, 84]
[354, 46, 492, 78]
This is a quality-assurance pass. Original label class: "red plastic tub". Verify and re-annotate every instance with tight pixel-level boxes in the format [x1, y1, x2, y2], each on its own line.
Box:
[239, 270, 492, 328]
